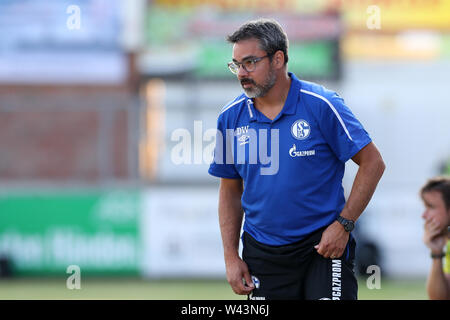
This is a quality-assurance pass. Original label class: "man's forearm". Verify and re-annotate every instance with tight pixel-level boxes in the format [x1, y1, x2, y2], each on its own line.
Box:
[218, 180, 244, 261]
[341, 153, 385, 222]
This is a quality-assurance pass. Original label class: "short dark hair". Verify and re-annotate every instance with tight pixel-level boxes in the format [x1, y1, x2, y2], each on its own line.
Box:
[227, 18, 289, 65]
[420, 176, 450, 210]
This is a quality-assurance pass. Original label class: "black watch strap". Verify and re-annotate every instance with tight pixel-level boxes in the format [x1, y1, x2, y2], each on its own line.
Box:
[431, 252, 445, 259]
[336, 216, 355, 232]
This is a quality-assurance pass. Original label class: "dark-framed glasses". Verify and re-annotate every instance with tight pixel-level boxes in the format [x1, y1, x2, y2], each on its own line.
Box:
[227, 55, 270, 75]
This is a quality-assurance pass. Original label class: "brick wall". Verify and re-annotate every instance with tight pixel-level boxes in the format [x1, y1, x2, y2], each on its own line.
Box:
[0, 85, 134, 182]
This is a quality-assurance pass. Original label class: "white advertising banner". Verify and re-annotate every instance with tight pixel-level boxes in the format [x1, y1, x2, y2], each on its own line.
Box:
[0, 0, 127, 84]
[141, 187, 226, 278]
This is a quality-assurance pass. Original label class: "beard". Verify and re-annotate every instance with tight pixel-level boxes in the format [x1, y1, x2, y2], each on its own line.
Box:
[240, 68, 277, 98]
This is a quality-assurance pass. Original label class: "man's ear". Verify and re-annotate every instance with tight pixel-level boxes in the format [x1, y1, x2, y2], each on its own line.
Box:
[272, 50, 286, 69]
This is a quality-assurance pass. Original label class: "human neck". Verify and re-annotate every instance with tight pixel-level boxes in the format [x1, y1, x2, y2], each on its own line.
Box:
[254, 72, 291, 109]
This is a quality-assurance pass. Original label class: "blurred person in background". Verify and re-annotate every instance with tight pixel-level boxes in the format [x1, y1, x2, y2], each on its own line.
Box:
[439, 158, 450, 175]
[208, 18, 385, 300]
[420, 176, 450, 300]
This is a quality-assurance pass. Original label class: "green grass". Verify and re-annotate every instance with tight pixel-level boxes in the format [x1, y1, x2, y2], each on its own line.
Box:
[357, 277, 428, 300]
[0, 277, 428, 300]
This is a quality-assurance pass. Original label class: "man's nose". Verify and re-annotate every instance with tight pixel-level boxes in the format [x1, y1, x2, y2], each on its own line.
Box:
[237, 64, 249, 78]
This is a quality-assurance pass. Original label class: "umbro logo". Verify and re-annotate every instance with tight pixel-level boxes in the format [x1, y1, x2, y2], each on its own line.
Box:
[238, 134, 250, 145]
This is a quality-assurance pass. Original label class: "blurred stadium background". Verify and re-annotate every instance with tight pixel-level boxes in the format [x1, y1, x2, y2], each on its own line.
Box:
[0, 0, 449, 300]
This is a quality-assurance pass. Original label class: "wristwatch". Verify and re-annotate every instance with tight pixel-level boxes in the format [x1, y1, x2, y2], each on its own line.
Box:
[336, 216, 355, 232]
[430, 252, 445, 259]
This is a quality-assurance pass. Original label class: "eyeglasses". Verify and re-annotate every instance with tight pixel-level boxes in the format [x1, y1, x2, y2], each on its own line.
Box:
[227, 55, 270, 75]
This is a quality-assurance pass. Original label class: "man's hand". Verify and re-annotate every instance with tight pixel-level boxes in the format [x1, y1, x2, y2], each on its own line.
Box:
[225, 256, 255, 295]
[314, 221, 350, 259]
[423, 219, 447, 254]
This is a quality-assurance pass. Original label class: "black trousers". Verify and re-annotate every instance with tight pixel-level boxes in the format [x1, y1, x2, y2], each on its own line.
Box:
[242, 227, 358, 300]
